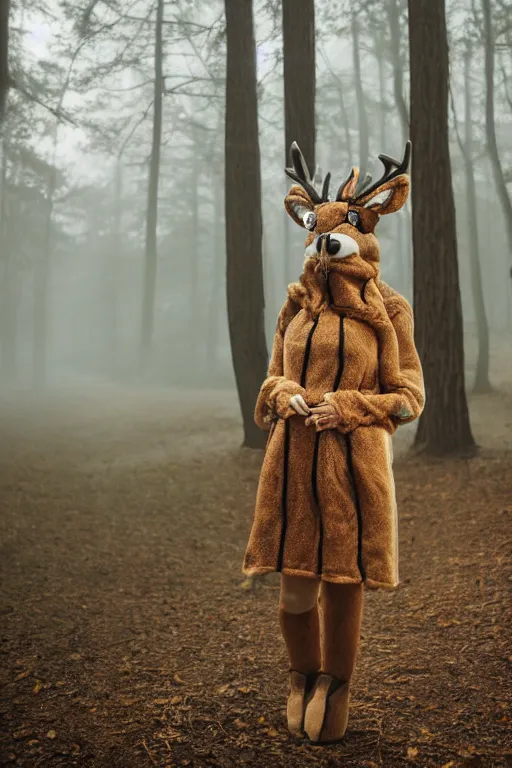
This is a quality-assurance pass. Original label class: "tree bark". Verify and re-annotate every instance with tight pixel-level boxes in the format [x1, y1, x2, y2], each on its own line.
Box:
[0, 0, 10, 122]
[408, 0, 476, 456]
[282, 0, 315, 283]
[375, 36, 387, 153]
[388, 0, 409, 144]
[140, 0, 163, 366]
[33, 128, 58, 386]
[388, 0, 413, 298]
[463, 45, 491, 393]
[189, 123, 202, 365]
[206, 166, 223, 374]
[224, 0, 267, 449]
[0, 131, 16, 381]
[338, 77, 353, 165]
[351, 11, 369, 178]
[106, 155, 123, 375]
[482, 0, 512, 263]
[282, 0, 315, 172]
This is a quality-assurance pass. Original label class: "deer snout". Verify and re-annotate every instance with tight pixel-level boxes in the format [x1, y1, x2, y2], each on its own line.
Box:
[306, 232, 359, 259]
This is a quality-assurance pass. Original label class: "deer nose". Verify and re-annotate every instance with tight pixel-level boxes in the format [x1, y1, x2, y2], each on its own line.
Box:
[316, 233, 341, 256]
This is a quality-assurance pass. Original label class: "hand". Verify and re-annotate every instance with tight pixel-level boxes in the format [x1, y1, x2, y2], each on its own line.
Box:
[304, 402, 341, 431]
[289, 394, 311, 416]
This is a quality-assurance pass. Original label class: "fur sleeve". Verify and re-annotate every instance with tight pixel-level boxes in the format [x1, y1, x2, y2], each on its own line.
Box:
[324, 298, 425, 435]
[254, 297, 305, 431]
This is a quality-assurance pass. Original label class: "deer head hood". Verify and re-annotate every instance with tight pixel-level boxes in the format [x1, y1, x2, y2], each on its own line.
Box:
[283, 141, 411, 309]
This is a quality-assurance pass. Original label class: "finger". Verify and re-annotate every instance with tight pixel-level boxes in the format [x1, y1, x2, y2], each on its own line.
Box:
[290, 394, 310, 416]
[316, 418, 336, 431]
[295, 394, 311, 415]
[308, 405, 332, 415]
[312, 415, 327, 431]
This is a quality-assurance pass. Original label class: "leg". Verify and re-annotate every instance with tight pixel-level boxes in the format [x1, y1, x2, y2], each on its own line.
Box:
[278, 574, 321, 736]
[321, 581, 364, 681]
[279, 574, 321, 673]
[304, 581, 364, 744]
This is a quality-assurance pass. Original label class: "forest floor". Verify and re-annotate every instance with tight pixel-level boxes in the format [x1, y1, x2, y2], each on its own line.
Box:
[1, 344, 511, 767]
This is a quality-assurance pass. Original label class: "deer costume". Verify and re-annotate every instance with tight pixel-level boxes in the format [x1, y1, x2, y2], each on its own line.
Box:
[242, 141, 425, 743]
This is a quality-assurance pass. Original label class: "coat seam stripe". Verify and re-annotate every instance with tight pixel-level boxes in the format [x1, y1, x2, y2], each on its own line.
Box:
[345, 432, 365, 581]
[277, 419, 290, 572]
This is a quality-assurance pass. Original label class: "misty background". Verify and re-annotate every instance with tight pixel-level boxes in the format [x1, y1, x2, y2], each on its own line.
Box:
[1, 0, 510, 397]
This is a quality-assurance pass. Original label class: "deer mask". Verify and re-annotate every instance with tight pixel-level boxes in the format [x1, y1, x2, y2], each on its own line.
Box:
[284, 141, 411, 285]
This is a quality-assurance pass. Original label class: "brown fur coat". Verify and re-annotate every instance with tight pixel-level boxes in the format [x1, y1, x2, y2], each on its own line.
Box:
[242, 146, 425, 590]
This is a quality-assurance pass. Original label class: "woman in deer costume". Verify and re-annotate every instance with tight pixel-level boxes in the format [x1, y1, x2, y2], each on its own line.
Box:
[242, 140, 425, 744]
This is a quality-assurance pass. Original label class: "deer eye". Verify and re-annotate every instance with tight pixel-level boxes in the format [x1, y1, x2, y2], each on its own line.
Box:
[347, 210, 361, 229]
[303, 211, 317, 230]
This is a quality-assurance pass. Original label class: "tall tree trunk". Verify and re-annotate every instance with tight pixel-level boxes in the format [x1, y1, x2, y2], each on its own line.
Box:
[375, 37, 387, 152]
[206, 166, 223, 373]
[33, 128, 58, 386]
[282, 0, 315, 282]
[338, 77, 353, 165]
[0, 0, 10, 122]
[282, 0, 315, 173]
[388, 0, 409, 144]
[408, 0, 476, 456]
[140, 0, 163, 366]
[0, 131, 15, 382]
[351, 11, 369, 177]
[482, 0, 512, 263]
[106, 156, 123, 375]
[388, 0, 413, 297]
[463, 45, 491, 393]
[225, 0, 267, 449]
[32, 46, 76, 386]
[189, 123, 202, 366]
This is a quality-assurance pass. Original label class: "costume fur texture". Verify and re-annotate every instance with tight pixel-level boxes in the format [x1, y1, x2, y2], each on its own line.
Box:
[242, 146, 425, 591]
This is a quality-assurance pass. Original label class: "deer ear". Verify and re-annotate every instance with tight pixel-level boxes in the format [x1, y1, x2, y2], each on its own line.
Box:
[357, 174, 409, 214]
[284, 185, 317, 229]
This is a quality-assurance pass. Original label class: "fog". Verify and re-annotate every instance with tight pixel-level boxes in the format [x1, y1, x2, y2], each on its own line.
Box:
[1, 0, 510, 395]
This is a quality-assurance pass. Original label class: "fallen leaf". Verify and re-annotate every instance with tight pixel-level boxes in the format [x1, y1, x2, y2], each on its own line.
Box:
[13, 728, 32, 740]
[441, 762, 455, 768]
[33, 679, 43, 694]
[233, 718, 249, 729]
[119, 697, 140, 706]
[257, 716, 266, 724]
[407, 746, 419, 759]
[266, 727, 279, 737]
[437, 618, 461, 627]
[153, 698, 169, 705]
[15, 670, 30, 681]
[170, 696, 181, 705]
[46, 730, 57, 740]
[172, 673, 185, 685]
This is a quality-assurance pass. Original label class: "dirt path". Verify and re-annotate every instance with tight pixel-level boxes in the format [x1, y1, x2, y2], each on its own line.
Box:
[0, 384, 511, 768]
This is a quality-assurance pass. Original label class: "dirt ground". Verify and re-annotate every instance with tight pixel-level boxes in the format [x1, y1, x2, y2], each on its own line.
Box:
[0, 348, 511, 767]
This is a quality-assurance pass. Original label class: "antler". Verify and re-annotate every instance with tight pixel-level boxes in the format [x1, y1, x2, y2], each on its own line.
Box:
[285, 142, 331, 204]
[352, 140, 411, 203]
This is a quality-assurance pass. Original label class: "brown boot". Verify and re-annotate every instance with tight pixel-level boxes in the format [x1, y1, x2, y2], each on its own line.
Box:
[279, 604, 321, 736]
[304, 581, 363, 744]
[303, 673, 350, 743]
